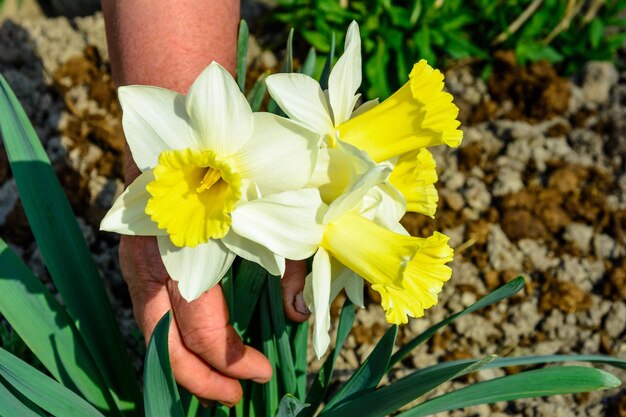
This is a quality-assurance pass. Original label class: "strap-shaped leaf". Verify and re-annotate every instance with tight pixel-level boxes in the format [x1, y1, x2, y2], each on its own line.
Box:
[267, 28, 294, 115]
[143, 311, 184, 417]
[389, 276, 525, 368]
[232, 260, 267, 337]
[322, 325, 397, 412]
[400, 366, 621, 417]
[320, 357, 494, 417]
[0, 74, 141, 412]
[260, 284, 280, 417]
[267, 276, 297, 394]
[0, 378, 46, 417]
[290, 320, 309, 400]
[301, 298, 355, 417]
[300, 48, 317, 77]
[276, 394, 309, 417]
[0, 349, 104, 417]
[246, 72, 269, 112]
[319, 32, 336, 90]
[237, 20, 249, 93]
[0, 239, 117, 412]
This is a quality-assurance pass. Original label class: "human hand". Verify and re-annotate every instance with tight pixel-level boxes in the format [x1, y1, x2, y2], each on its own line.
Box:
[119, 234, 309, 406]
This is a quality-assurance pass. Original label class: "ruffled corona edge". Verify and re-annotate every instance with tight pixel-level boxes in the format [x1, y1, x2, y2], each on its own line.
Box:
[409, 60, 463, 148]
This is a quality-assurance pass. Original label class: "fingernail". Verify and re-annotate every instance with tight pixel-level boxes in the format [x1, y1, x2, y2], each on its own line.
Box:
[294, 292, 310, 315]
[251, 376, 270, 384]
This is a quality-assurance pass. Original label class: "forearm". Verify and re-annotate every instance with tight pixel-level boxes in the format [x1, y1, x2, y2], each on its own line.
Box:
[102, 0, 240, 182]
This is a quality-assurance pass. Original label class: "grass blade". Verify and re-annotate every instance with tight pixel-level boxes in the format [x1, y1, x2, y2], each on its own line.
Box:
[301, 298, 355, 417]
[237, 20, 249, 93]
[0, 348, 104, 417]
[0, 74, 140, 412]
[267, 275, 297, 395]
[400, 366, 621, 417]
[319, 357, 495, 417]
[0, 239, 117, 412]
[389, 276, 525, 368]
[143, 311, 184, 417]
[322, 326, 397, 411]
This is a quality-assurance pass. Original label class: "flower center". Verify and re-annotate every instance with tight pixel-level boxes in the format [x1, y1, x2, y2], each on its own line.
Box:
[145, 148, 241, 247]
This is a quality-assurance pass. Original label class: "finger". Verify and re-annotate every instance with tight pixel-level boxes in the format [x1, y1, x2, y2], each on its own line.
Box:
[167, 280, 273, 383]
[281, 259, 310, 322]
[168, 316, 243, 407]
[120, 236, 243, 405]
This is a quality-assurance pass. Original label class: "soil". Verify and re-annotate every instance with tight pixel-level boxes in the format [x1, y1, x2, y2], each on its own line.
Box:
[0, 10, 625, 417]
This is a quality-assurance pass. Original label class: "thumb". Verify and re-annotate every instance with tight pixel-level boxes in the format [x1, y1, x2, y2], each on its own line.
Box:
[281, 259, 310, 322]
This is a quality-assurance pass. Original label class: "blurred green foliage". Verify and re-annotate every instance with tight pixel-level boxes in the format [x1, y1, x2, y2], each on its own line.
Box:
[270, 0, 626, 99]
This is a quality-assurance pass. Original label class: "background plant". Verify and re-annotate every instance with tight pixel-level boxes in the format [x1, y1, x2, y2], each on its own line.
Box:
[268, 0, 626, 99]
[0, 20, 623, 417]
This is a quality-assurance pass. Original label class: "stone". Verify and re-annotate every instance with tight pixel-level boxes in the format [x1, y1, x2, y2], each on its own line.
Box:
[563, 223, 594, 254]
[583, 62, 619, 105]
[487, 224, 524, 271]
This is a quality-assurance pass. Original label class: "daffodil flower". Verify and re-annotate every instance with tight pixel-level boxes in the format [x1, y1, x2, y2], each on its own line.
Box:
[266, 21, 462, 217]
[230, 166, 453, 357]
[101, 62, 319, 300]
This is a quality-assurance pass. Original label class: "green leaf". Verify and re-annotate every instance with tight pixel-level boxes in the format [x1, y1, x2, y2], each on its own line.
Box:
[0, 348, 105, 417]
[232, 260, 267, 337]
[267, 275, 297, 395]
[400, 366, 621, 417]
[319, 32, 336, 90]
[275, 395, 309, 417]
[589, 19, 605, 50]
[267, 29, 294, 115]
[0, 239, 117, 413]
[389, 277, 525, 368]
[143, 311, 184, 417]
[300, 47, 317, 77]
[237, 20, 250, 93]
[260, 283, 280, 417]
[246, 72, 268, 112]
[319, 357, 494, 417]
[323, 326, 397, 411]
[290, 320, 309, 400]
[0, 74, 141, 413]
[0, 379, 46, 417]
[301, 299, 355, 417]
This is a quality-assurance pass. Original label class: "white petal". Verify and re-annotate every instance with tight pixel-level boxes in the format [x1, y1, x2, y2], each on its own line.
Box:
[266, 73, 335, 136]
[118, 86, 196, 170]
[350, 98, 379, 118]
[328, 21, 362, 125]
[324, 163, 391, 224]
[230, 189, 325, 260]
[330, 264, 364, 308]
[185, 62, 253, 155]
[233, 113, 320, 194]
[221, 231, 285, 277]
[157, 236, 235, 301]
[311, 247, 332, 358]
[100, 170, 165, 236]
[359, 182, 407, 228]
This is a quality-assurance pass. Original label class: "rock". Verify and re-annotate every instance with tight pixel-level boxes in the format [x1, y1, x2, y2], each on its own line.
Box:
[563, 223, 594, 254]
[605, 302, 626, 339]
[557, 255, 605, 292]
[492, 165, 524, 196]
[487, 224, 524, 271]
[440, 189, 464, 211]
[583, 62, 619, 105]
[518, 239, 559, 271]
[462, 177, 491, 213]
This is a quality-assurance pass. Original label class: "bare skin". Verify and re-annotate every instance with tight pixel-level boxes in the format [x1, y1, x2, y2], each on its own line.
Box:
[101, 0, 309, 406]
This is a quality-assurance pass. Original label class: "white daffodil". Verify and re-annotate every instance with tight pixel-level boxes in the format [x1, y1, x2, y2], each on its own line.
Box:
[231, 166, 453, 357]
[101, 62, 319, 301]
[266, 21, 462, 218]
